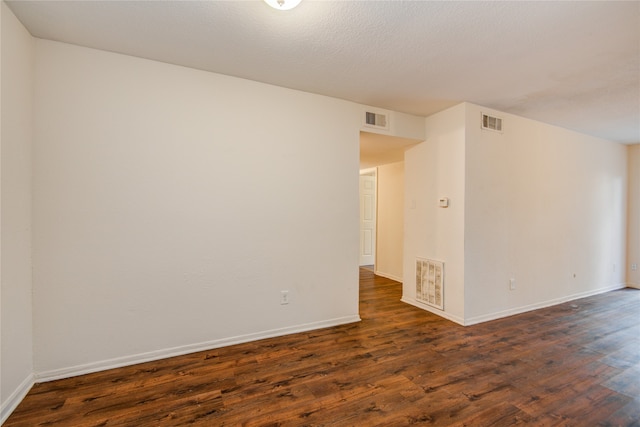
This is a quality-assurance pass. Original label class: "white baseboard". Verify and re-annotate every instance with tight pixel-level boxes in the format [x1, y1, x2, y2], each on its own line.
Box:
[373, 270, 403, 283]
[402, 284, 627, 327]
[1, 373, 35, 425]
[464, 283, 627, 326]
[400, 297, 465, 325]
[36, 315, 361, 383]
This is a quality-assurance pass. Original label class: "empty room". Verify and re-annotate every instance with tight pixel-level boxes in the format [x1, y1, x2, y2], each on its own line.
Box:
[2, 1, 639, 425]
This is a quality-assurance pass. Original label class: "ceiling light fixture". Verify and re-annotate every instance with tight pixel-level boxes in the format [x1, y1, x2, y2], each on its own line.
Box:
[264, 0, 302, 11]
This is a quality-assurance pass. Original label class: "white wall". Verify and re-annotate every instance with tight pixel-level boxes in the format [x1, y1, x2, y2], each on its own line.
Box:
[403, 102, 629, 325]
[1, 1, 35, 421]
[464, 103, 628, 323]
[375, 161, 404, 281]
[402, 104, 466, 324]
[32, 39, 364, 378]
[361, 107, 425, 142]
[628, 144, 640, 288]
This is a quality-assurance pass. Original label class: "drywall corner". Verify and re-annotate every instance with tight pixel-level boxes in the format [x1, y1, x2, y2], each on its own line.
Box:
[628, 144, 640, 288]
[1, 0, 35, 422]
[403, 103, 466, 322]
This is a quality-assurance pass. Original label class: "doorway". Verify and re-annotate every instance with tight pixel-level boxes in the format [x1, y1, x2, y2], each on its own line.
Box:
[359, 168, 377, 268]
[359, 131, 422, 279]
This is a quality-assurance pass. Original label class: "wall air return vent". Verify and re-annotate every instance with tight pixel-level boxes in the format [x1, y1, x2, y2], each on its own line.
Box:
[481, 113, 503, 133]
[416, 258, 444, 310]
[364, 111, 389, 130]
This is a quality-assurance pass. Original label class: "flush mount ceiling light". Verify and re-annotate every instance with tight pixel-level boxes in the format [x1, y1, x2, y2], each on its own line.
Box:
[264, 0, 302, 11]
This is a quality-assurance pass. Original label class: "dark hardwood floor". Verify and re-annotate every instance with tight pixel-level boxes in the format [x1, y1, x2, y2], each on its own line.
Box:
[6, 269, 640, 426]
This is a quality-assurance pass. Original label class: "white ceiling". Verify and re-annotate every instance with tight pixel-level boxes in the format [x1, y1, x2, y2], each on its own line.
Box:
[6, 0, 640, 144]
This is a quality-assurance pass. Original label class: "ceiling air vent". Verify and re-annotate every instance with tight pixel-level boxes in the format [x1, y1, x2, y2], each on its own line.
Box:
[481, 113, 503, 132]
[364, 111, 389, 130]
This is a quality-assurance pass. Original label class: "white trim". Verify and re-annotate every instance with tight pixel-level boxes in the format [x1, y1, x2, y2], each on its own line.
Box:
[401, 297, 464, 325]
[402, 284, 628, 327]
[1, 373, 35, 425]
[35, 315, 361, 383]
[359, 167, 378, 176]
[464, 283, 627, 326]
[373, 270, 402, 283]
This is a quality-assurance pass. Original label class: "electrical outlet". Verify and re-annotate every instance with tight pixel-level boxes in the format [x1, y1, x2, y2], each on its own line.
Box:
[509, 278, 516, 291]
[632, 263, 638, 271]
[280, 290, 289, 305]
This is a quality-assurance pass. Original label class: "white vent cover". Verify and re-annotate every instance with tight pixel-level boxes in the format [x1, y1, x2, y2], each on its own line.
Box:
[481, 113, 503, 132]
[416, 258, 444, 310]
[364, 111, 389, 130]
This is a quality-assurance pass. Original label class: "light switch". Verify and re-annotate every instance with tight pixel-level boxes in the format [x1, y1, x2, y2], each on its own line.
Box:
[439, 197, 449, 208]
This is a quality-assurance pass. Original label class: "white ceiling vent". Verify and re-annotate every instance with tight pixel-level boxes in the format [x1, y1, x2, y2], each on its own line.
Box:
[364, 111, 389, 130]
[481, 113, 503, 133]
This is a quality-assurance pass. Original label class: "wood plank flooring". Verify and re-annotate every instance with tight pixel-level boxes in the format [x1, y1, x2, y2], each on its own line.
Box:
[6, 269, 640, 426]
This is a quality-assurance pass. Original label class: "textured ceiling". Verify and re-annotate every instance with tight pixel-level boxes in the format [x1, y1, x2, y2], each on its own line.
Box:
[6, 0, 640, 144]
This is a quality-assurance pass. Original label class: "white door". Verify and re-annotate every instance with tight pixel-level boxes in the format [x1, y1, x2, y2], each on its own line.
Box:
[359, 170, 376, 266]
